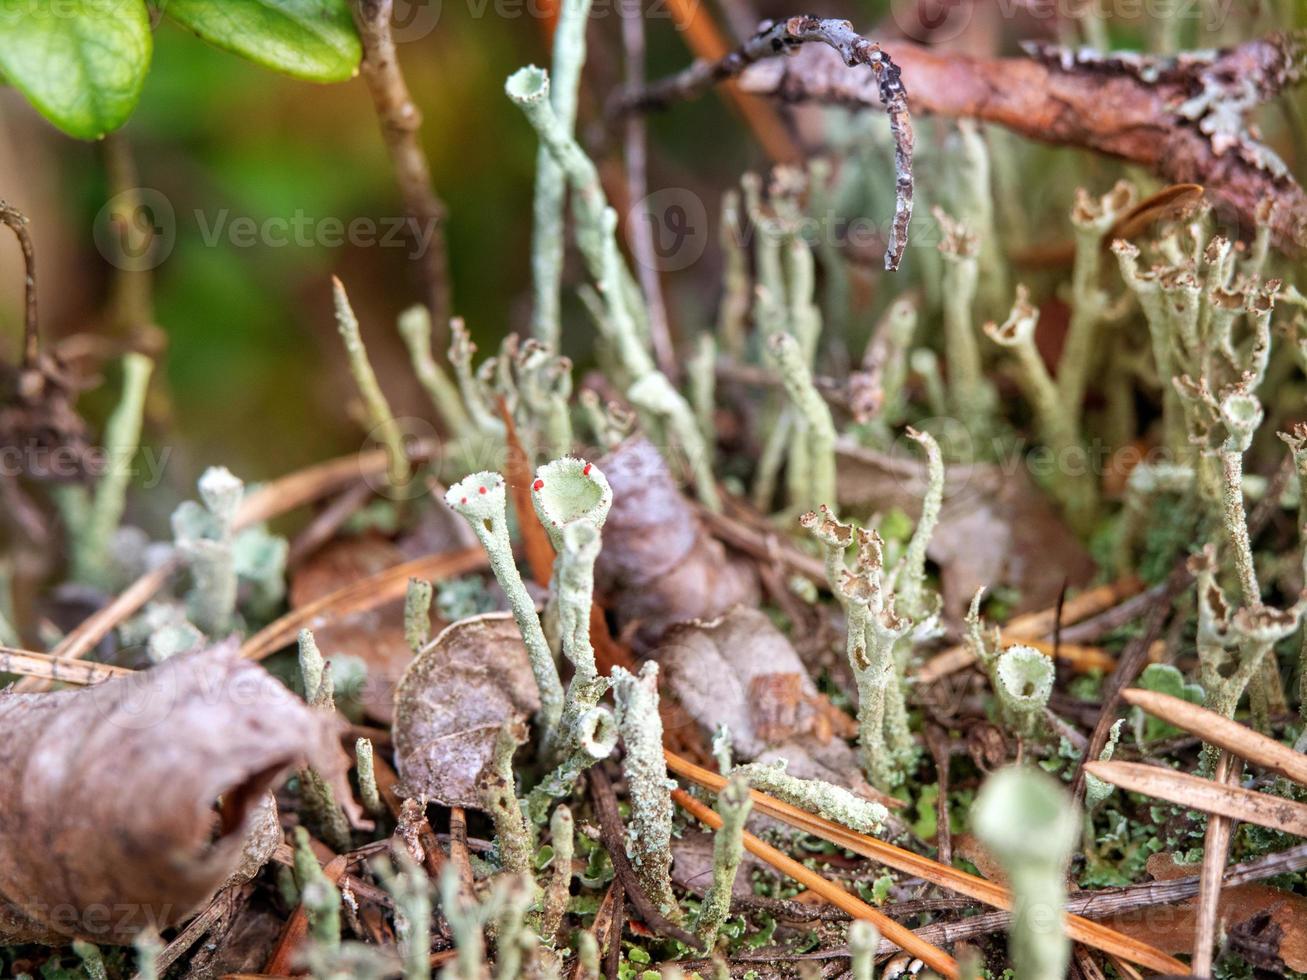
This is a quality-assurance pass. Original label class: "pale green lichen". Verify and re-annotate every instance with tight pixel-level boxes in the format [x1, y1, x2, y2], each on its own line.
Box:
[695, 772, 751, 950]
[445, 472, 565, 746]
[728, 760, 886, 836]
[767, 331, 836, 514]
[802, 490, 944, 789]
[540, 804, 574, 943]
[478, 720, 536, 878]
[60, 352, 154, 589]
[297, 629, 351, 852]
[576, 930, 599, 980]
[293, 825, 342, 949]
[404, 577, 433, 653]
[172, 466, 243, 636]
[355, 737, 384, 818]
[525, 457, 620, 816]
[506, 66, 717, 510]
[527, 0, 593, 351]
[848, 919, 880, 980]
[934, 207, 993, 426]
[397, 303, 473, 440]
[1058, 182, 1135, 416]
[610, 661, 680, 920]
[986, 284, 1096, 531]
[372, 851, 432, 980]
[993, 645, 1055, 740]
[973, 767, 1077, 980]
[73, 940, 108, 980]
[333, 277, 410, 490]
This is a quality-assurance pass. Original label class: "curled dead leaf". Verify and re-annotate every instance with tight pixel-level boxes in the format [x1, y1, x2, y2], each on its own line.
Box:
[392, 612, 541, 807]
[0, 642, 348, 944]
[656, 607, 876, 798]
[596, 438, 758, 649]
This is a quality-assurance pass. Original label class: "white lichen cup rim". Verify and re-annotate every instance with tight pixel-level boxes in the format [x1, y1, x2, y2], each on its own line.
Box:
[531, 456, 612, 537]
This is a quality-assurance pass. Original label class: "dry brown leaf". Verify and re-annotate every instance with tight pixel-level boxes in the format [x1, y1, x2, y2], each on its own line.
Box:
[392, 612, 540, 807]
[596, 437, 758, 649]
[836, 440, 1095, 615]
[1084, 761, 1307, 836]
[656, 607, 879, 800]
[0, 642, 348, 944]
[1102, 855, 1307, 972]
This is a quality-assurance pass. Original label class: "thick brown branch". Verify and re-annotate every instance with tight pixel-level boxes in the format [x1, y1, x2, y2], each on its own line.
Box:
[736, 33, 1307, 251]
[351, 0, 453, 334]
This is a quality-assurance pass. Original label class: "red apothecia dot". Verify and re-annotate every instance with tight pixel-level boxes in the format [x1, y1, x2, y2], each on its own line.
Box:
[532, 479, 544, 491]
[582, 463, 592, 476]
[460, 497, 468, 505]
[478, 486, 487, 494]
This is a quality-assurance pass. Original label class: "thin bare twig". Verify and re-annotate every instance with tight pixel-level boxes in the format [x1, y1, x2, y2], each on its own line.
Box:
[351, 0, 453, 333]
[0, 201, 38, 367]
[589, 768, 699, 947]
[1192, 752, 1240, 977]
[620, 0, 676, 379]
[622, 16, 913, 270]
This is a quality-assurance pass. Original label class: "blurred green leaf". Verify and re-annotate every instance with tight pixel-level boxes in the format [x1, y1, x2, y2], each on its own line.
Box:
[160, 0, 361, 82]
[0, 0, 152, 139]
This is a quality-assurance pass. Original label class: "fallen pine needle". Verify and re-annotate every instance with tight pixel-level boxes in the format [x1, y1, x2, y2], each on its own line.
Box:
[666, 750, 1188, 975]
[239, 548, 486, 661]
[1121, 686, 1307, 786]
[0, 646, 131, 685]
[670, 788, 959, 978]
[1084, 760, 1307, 837]
[263, 852, 349, 975]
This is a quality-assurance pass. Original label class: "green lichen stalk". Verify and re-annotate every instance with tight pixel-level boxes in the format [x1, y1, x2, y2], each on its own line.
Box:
[397, 304, 473, 440]
[695, 772, 751, 950]
[445, 472, 565, 747]
[973, 767, 1077, 980]
[292, 826, 342, 949]
[611, 661, 680, 920]
[355, 737, 384, 818]
[478, 720, 536, 878]
[404, 577, 433, 652]
[172, 466, 243, 636]
[848, 920, 880, 980]
[61, 352, 154, 588]
[540, 804, 574, 943]
[728, 761, 886, 835]
[767, 331, 836, 514]
[526, 457, 620, 816]
[333, 277, 411, 490]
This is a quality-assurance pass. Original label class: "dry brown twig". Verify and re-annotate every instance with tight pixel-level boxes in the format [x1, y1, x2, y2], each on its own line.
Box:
[1085, 760, 1307, 836]
[729, 31, 1307, 250]
[621, 15, 914, 270]
[350, 0, 453, 332]
[1192, 751, 1241, 977]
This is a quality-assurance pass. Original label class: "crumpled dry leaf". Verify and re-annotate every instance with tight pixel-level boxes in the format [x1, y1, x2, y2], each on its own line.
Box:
[656, 607, 874, 795]
[836, 439, 1095, 615]
[289, 533, 418, 722]
[392, 612, 541, 807]
[1103, 852, 1307, 972]
[0, 642, 348, 944]
[596, 438, 759, 649]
